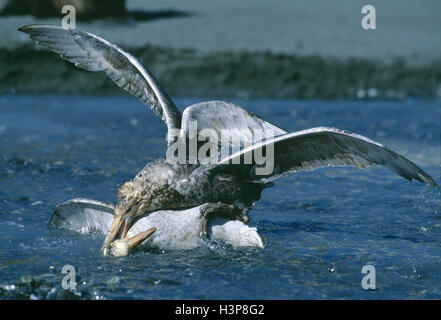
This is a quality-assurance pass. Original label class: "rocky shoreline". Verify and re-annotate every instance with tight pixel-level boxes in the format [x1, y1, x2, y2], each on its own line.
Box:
[2, 44, 441, 100]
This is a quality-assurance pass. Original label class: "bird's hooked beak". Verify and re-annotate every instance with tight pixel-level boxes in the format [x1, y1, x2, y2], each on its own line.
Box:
[100, 200, 133, 255]
[101, 215, 124, 255]
[109, 227, 156, 257]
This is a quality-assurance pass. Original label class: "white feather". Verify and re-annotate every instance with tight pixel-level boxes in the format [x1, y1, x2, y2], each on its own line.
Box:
[51, 199, 265, 251]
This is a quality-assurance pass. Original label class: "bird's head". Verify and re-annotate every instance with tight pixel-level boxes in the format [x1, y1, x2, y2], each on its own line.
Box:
[115, 178, 186, 218]
[115, 181, 147, 218]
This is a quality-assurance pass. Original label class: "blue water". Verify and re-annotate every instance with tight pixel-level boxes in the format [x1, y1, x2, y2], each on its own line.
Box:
[0, 95, 440, 299]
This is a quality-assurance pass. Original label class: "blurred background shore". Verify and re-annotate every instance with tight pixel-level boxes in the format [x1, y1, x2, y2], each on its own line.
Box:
[1, 0, 441, 99]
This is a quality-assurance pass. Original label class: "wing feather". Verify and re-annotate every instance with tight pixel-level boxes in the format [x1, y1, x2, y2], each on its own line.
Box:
[218, 127, 438, 187]
[19, 24, 181, 145]
[180, 101, 286, 161]
[50, 198, 115, 234]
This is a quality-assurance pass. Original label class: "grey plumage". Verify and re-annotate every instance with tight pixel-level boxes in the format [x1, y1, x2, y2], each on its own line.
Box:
[220, 127, 438, 186]
[18, 24, 181, 146]
[20, 25, 438, 245]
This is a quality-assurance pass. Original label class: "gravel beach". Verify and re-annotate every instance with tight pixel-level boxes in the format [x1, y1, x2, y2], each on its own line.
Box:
[1, 0, 441, 98]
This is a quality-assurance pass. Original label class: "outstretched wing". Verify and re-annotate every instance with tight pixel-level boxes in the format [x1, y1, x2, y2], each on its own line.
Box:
[218, 127, 438, 187]
[50, 198, 115, 234]
[18, 24, 181, 145]
[180, 101, 286, 162]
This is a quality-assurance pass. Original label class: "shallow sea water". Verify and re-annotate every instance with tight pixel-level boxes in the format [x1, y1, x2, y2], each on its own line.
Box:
[0, 95, 440, 299]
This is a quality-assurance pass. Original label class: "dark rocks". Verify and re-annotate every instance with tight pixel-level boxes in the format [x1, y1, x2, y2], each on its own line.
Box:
[2, 44, 441, 100]
[0, 0, 127, 19]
